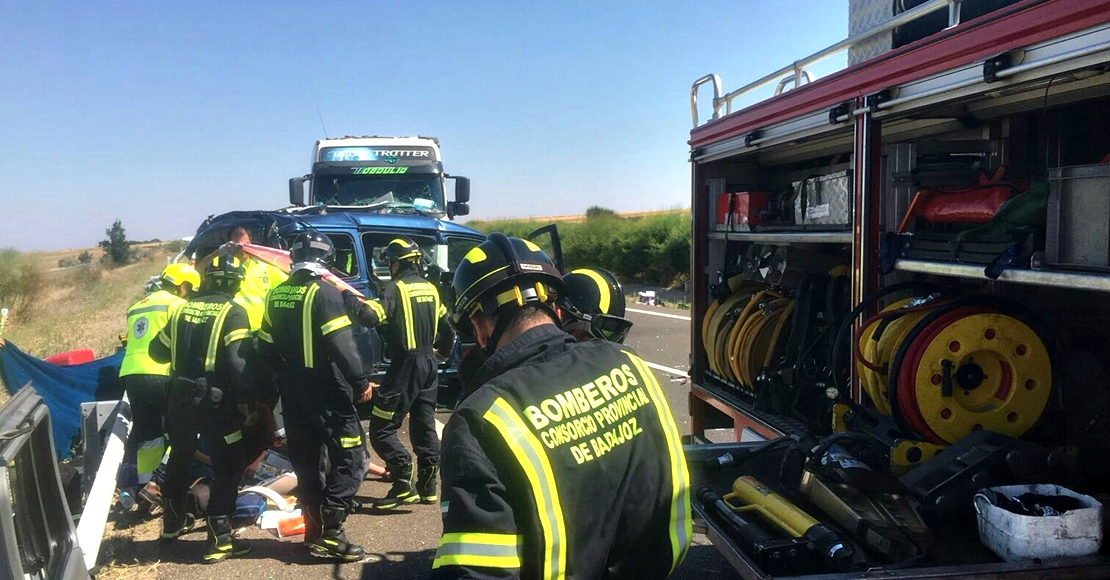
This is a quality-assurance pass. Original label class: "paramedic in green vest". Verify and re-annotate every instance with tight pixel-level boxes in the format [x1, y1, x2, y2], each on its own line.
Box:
[118, 263, 200, 493]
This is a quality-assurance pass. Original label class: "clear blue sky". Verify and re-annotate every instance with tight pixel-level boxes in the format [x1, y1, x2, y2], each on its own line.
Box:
[0, 1, 847, 251]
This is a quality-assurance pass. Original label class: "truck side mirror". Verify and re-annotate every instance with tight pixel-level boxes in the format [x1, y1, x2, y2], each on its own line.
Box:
[451, 176, 471, 203]
[447, 202, 470, 219]
[289, 176, 308, 206]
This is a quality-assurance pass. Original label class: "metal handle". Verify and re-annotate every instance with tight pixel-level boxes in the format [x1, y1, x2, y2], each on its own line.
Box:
[690, 74, 723, 128]
[973, 493, 992, 516]
[775, 70, 815, 96]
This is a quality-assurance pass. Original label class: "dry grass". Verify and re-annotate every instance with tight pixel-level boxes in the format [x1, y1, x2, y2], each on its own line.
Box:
[0, 246, 174, 404]
[94, 516, 164, 579]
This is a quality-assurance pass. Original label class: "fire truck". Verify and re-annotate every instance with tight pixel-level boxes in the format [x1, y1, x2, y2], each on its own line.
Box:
[686, 0, 1110, 577]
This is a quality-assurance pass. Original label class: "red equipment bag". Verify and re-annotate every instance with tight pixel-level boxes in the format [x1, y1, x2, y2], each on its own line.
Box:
[920, 184, 1017, 224]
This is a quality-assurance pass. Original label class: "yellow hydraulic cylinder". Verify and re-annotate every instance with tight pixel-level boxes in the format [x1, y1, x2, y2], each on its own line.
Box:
[725, 476, 819, 538]
[723, 475, 854, 570]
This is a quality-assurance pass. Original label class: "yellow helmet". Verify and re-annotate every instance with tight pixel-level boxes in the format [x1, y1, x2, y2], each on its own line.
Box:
[161, 263, 201, 292]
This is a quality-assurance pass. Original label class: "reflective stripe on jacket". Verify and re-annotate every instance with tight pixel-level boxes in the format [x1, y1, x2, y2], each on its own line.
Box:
[119, 290, 185, 377]
[432, 324, 692, 580]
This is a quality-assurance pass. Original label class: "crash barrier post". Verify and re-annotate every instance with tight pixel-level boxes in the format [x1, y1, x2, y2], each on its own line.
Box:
[75, 393, 132, 572]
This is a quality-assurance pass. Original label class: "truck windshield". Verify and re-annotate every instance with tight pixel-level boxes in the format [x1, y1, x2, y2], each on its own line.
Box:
[313, 174, 444, 210]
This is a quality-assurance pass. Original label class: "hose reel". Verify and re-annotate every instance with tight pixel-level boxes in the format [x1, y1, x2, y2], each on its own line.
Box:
[856, 297, 1052, 445]
[703, 284, 794, 390]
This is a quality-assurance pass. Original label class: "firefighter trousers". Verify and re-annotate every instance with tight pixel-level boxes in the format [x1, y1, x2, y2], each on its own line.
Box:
[163, 379, 244, 518]
[368, 350, 439, 470]
[282, 382, 366, 511]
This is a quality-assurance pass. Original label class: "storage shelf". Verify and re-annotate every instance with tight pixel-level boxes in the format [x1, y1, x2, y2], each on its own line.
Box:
[707, 231, 853, 244]
[895, 259, 1110, 292]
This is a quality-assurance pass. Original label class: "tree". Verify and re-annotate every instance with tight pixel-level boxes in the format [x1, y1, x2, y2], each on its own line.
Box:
[99, 219, 134, 266]
[77, 250, 92, 264]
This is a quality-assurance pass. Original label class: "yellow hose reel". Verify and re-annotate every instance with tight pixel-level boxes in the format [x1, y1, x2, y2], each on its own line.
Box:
[702, 285, 795, 390]
[855, 299, 1052, 445]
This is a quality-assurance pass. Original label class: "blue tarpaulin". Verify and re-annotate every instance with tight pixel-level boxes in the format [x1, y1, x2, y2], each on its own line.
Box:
[0, 342, 124, 458]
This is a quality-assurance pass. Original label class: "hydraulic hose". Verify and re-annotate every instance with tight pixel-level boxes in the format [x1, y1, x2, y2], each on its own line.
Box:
[829, 282, 942, 398]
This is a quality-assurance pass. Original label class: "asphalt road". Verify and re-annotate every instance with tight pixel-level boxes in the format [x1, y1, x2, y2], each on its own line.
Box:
[108, 305, 742, 579]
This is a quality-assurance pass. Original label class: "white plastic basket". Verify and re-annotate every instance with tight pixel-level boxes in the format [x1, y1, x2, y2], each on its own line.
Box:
[974, 484, 1103, 562]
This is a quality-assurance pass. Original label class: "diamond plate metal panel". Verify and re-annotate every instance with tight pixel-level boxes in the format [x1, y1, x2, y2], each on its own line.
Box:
[849, 0, 893, 64]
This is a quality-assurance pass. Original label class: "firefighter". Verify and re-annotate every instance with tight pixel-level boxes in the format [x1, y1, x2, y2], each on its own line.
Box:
[258, 232, 370, 561]
[431, 234, 692, 580]
[343, 237, 453, 509]
[118, 263, 200, 496]
[559, 267, 634, 344]
[149, 252, 255, 564]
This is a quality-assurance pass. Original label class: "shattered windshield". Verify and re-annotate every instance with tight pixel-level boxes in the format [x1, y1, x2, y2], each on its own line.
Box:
[312, 173, 444, 211]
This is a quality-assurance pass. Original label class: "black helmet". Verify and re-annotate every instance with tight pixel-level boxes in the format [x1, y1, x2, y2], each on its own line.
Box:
[204, 251, 246, 291]
[560, 268, 633, 343]
[451, 234, 567, 337]
[289, 231, 335, 266]
[563, 268, 626, 317]
[383, 237, 421, 264]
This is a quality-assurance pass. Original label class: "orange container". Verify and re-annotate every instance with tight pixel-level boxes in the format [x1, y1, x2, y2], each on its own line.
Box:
[277, 513, 305, 537]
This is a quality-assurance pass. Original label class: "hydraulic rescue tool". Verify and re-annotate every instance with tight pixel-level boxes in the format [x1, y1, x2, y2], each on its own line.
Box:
[800, 441, 934, 563]
[721, 475, 854, 572]
[697, 487, 824, 576]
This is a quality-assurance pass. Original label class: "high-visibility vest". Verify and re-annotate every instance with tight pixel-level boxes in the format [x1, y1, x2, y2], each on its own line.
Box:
[235, 258, 288, 331]
[119, 290, 185, 377]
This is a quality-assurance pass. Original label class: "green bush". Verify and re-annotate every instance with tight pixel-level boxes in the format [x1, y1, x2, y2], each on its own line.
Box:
[0, 248, 45, 322]
[162, 239, 186, 253]
[58, 257, 78, 268]
[469, 209, 690, 286]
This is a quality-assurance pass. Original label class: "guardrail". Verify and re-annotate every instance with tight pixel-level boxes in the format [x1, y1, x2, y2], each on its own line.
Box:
[690, 0, 964, 127]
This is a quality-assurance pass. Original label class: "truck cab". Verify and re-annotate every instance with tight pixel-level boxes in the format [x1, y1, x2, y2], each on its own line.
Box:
[288, 135, 471, 220]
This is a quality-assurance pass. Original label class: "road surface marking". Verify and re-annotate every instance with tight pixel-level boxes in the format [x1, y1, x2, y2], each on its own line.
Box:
[435, 418, 445, 439]
[627, 308, 691, 321]
[643, 360, 689, 377]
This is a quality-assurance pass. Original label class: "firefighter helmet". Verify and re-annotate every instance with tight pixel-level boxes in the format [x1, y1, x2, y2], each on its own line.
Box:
[160, 263, 201, 293]
[383, 237, 421, 264]
[563, 268, 626, 317]
[560, 267, 633, 344]
[451, 234, 567, 333]
[204, 251, 246, 290]
[289, 231, 335, 266]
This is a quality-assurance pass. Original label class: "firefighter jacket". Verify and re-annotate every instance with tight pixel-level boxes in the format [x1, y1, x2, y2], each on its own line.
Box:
[347, 270, 454, 358]
[148, 292, 254, 408]
[120, 289, 185, 378]
[432, 324, 693, 580]
[234, 257, 288, 331]
[258, 270, 370, 401]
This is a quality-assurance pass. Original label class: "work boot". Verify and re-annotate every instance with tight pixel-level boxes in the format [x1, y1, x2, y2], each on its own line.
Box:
[374, 463, 417, 509]
[203, 515, 251, 563]
[307, 506, 365, 561]
[160, 497, 195, 540]
[415, 464, 439, 504]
